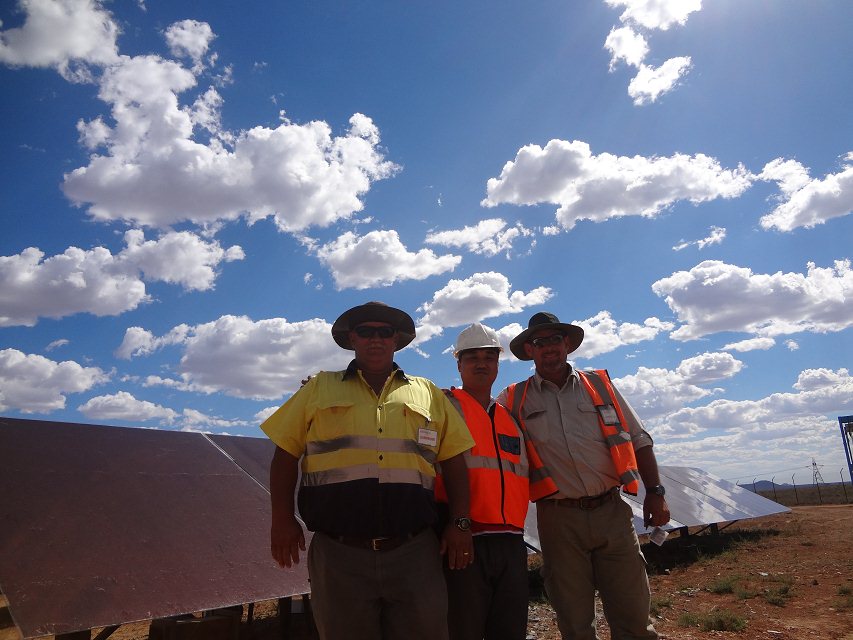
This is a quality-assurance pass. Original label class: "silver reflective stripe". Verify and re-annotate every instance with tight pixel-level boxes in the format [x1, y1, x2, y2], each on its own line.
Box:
[605, 432, 632, 447]
[529, 465, 552, 484]
[466, 454, 528, 477]
[621, 469, 641, 485]
[302, 464, 434, 489]
[306, 435, 437, 464]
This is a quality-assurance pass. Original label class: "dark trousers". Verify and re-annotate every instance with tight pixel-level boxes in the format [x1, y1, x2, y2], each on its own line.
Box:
[308, 529, 449, 640]
[444, 533, 529, 640]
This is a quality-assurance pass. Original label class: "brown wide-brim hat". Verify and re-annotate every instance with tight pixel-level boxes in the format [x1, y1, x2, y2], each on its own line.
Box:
[509, 311, 584, 360]
[332, 301, 416, 351]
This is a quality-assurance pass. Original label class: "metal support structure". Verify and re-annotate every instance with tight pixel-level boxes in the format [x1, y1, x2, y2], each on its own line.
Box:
[840, 415, 853, 489]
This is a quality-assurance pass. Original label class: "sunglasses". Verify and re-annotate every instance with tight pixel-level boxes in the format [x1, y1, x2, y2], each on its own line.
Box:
[353, 325, 396, 339]
[529, 334, 565, 348]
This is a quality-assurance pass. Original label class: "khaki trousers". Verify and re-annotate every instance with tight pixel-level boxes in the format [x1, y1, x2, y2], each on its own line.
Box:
[537, 497, 657, 640]
[308, 529, 449, 640]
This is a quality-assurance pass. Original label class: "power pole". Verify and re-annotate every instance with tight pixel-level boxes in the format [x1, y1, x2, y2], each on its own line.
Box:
[812, 458, 826, 484]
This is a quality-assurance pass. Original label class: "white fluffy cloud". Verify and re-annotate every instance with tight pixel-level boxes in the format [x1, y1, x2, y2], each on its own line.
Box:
[628, 57, 692, 106]
[123, 315, 348, 400]
[316, 230, 461, 289]
[605, 0, 702, 31]
[604, 26, 648, 69]
[424, 218, 535, 257]
[0, 231, 243, 327]
[78, 390, 178, 423]
[0, 348, 108, 413]
[574, 311, 674, 359]
[759, 155, 853, 231]
[0, 0, 119, 81]
[483, 140, 752, 231]
[164, 19, 214, 66]
[416, 272, 552, 343]
[652, 259, 853, 341]
[723, 337, 776, 352]
[63, 46, 398, 231]
[603, 0, 701, 103]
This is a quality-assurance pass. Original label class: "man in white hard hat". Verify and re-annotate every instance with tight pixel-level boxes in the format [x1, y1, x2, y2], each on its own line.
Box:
[434, 322, 534, 640]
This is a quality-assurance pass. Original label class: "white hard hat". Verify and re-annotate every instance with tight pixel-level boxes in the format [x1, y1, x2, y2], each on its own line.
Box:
[454, 323, 503, 357]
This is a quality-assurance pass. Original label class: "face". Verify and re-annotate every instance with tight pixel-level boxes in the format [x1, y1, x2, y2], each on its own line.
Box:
[457, 348, 500, 391]
[523, 330, 570, 374]
[349, 322, 397, 371]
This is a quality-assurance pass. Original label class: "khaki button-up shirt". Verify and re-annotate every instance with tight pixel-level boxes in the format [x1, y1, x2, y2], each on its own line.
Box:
[498, 367, 652, 500]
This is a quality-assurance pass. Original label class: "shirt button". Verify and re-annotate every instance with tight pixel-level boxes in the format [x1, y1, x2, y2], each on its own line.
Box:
[378, 428, 383, 433]
[379, 454, 384, 461]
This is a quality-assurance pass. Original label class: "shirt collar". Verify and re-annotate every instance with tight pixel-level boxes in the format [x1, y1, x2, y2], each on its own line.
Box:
[342, 359, 409, 381]
[532, 364, 578, 391]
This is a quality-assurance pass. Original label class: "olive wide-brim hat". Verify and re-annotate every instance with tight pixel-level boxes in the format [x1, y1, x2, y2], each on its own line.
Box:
[332, 301, 416, 351]
[509, 311, 584, 360]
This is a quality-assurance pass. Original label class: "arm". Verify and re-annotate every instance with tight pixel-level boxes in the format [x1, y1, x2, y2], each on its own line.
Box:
[270, 446, 306, 568]
[635, 445, 671, 528]
[438, 452, 474, 569]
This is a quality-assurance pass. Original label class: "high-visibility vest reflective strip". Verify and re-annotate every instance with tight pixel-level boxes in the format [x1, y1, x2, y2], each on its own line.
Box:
[306, 434, 438, 463]
[506, 380, 559, 502]
[303, 465, 435, 489]
[577, 370, 641, 494]
[435, 390, 530, 528]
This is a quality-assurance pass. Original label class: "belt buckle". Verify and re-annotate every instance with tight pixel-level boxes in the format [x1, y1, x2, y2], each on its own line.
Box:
[370, 537, 384, 551]
[578, 495, 594, 510]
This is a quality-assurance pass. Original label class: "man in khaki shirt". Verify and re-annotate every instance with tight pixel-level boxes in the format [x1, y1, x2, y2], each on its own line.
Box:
[498, 312, 670, 640]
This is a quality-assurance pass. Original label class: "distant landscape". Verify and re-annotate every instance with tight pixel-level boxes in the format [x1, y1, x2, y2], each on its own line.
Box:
[738, 481, 852, 507]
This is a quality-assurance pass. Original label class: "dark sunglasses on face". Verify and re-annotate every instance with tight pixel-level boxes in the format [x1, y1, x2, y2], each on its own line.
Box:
[353, 325, 396, 339]
[530, 334, 565, 348]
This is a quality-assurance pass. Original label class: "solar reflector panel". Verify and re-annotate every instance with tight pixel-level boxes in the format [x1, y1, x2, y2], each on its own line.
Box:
[206, 433, 275, 491]
[0, 418, 309, 639]
[523, 465, 789, 552]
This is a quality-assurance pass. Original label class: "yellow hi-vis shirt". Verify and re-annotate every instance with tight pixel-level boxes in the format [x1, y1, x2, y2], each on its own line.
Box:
[261, 361, 474, 538]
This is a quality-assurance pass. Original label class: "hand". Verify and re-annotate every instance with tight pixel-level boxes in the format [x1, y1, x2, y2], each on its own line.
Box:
[271, 514, 306, 568]
[440, 524, 474, 570]
[643, 494, 671, 528]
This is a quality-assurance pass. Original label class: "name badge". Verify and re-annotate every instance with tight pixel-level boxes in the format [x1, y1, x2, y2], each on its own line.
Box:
[418, 428, 438, 447]
[597, 405, 620, 425]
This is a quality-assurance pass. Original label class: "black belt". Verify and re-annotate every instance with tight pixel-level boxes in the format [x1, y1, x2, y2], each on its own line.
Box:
[551, 487, 618, 510]
[329, 527, 426, 552]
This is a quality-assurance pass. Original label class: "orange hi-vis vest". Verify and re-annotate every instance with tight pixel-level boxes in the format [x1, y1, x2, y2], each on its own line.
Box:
[506, 369, 641, 496]
[435, 389, 530, 528]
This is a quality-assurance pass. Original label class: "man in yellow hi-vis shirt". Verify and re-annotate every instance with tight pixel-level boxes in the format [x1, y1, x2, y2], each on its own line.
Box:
[261, 301, 475, 640]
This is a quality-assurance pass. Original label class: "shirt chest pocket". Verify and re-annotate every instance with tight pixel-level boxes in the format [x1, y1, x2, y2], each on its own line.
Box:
[401, 402, 439, 454]
[311, 400, 356, 441]
[520, 408, 550, 443]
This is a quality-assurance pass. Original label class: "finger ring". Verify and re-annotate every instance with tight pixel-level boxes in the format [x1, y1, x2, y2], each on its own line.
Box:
[463, 552, 470, 555]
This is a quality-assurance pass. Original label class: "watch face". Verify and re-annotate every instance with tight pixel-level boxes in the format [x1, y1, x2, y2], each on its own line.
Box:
[651, 485, 666, 496]
[455, 517, 471, 531]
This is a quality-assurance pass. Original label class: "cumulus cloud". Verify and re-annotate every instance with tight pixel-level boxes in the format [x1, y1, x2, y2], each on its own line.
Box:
[627, 57, 692, 105]
[573, 311, 674, 359]
[759, 155, 853, 231]
[673, 225, 726, 251]
[78, 390, 178, 423]
[613, 353, 736, 420]
[164, 19, 214, 68]
[602, 0, 701, 103]
[652, 259, 853, 341]
[316, 230, 461, 289]
[416, 272, 552, 343]
[123, 315, 348, 400]
[483, 140, 752, 231]
[115, 324, 191, 359]
[60, 36, 398, 231]
[0, 231, 242, 327]
[604, 26, 648, 69]
[0, 0, 119, 81]
[605, 0, 702, 31]
[0, 348, 108, 413]
[723, 337, 775, 352]
[424, 218, 535, 257]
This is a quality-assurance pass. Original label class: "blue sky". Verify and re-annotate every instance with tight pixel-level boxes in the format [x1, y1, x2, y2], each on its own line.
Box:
[1, 0, 851, 484]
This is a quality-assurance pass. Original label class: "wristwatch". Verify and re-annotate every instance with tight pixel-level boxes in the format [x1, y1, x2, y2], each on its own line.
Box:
[647, 485, 666, 496]
[454, 516, 472, 532]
